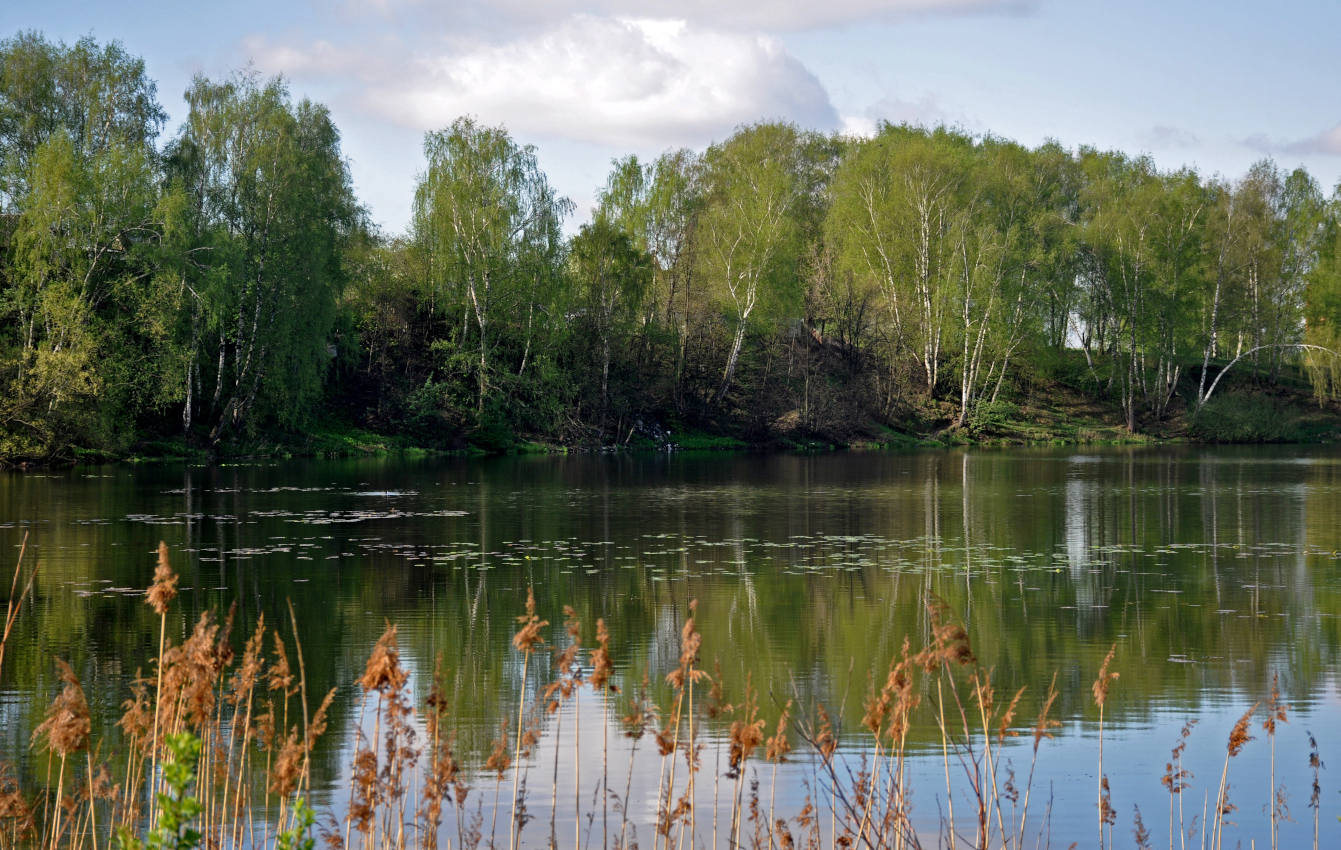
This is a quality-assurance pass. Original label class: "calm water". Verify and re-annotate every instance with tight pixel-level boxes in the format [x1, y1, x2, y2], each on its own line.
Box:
[3, 447, 1341, 848]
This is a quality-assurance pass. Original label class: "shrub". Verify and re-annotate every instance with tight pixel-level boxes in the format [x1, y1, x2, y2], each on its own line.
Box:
[967, 399, 1018, 434]
[1188, 393, 1303, 443]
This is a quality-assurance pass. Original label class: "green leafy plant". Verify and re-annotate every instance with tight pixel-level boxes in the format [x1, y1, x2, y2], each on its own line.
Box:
[968, 399, 1019, 434]
[118, 733, 203, 850]
[275, 797, 316, 850]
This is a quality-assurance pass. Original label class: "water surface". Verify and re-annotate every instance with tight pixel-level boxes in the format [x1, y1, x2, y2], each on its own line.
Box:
[2, 447, 1339, 847]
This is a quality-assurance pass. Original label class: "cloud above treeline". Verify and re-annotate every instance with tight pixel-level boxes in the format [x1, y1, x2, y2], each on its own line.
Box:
[346, 0, 1029, 33]
[241, 0, 1023, 152]
[1285, 124, 1341, 156]
[371, 17, 837, 147]
[1245, 123, 1341, 158]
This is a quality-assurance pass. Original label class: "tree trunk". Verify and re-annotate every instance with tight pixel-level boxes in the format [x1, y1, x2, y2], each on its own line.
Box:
[716, 322, 747, 403]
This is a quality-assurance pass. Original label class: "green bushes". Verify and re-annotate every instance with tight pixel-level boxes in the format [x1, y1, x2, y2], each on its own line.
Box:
[1188, 393, 1305, 443]
[967, 399, 1019, 434]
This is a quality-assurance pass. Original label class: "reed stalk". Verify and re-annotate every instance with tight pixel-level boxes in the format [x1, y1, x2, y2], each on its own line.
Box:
[0, 531, 34, 685]
[591, 619, 613, 850]
[1211, 704, 1256, 850]
[1307, 731, 1321, 850]
[85, 751, 97, 850]
[1263, 675, 1287, 850]
[1161, 719, 1195, 850]
[1016, 672, 1059, 847]
[618, 680, 649, 850]
[727, 676, 763, 850]
[509, 588, 546, 850]
[146, 542, 179, 820]
[1092, 644, 1118, 850]
[564, 610, 581, 850]
[678, 665, 695, 850]
[7, 577, 1334, 850]
[660, 600, 700, 850]
[765, 701, 792, 850]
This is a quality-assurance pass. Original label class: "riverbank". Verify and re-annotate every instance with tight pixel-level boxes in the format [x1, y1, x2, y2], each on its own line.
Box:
[80, 369, 1338, 468]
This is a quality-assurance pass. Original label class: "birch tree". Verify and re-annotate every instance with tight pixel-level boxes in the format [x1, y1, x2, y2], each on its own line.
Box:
[569, 218, 652, 426]
[412, 117, 569, 414]
[949, 138, 1051, 426]
[1304, 184, 1341, 397]
[697, 123, 804, 403]
[828, 125, 969, 395]
[168, 72, 356, 444]
[0, 33, 172, 457]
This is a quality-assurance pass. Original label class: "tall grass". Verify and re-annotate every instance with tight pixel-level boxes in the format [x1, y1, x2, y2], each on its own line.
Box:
[0, 544, 1326, 850]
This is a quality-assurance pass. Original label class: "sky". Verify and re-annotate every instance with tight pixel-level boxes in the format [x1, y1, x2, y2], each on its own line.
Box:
[5, 0, 1339, 235]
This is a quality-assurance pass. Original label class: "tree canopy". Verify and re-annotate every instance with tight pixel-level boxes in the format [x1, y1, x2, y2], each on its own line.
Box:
[3, 30, 1341, 462]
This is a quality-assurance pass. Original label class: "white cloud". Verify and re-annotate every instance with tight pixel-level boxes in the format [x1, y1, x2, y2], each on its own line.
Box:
[486, 0, 1026, 31]
[840, 114, 880, 138]
[1144, 124, 1200, 149]
[359, 16, 838, 147]
[841, 92, 968, 138]
[1286, 124, 1341, 156]
[241, 15, 843, 231]
[240, 37, 358, 77]
[1245, 124, 1341, 157]
[327, 0, 1025, 33]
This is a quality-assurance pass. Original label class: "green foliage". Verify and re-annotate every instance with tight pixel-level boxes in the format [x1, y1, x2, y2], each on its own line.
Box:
[567, 217, 654, 428]
[118, 732, 203, 850]
[0, 31, 165, 205]
[967, 399, 1019, 434]
[166, 71, 357, 445]
[4, 28, 1341, 463]
[1304, 185, 1341, 399]
[0, 32, 173, 460]
[275, 797, 316, 850]
[1188, 393, 1307, 443]
[668, 431, 749, 452]
[411, 116, 571, 417]
[698, 123, 810, 400]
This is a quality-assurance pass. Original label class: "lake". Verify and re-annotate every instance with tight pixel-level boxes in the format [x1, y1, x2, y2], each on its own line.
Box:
[2, 446, 1339, 849]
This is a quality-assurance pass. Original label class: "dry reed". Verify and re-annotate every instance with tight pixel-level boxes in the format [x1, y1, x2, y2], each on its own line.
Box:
[2, 547, 1330, 850]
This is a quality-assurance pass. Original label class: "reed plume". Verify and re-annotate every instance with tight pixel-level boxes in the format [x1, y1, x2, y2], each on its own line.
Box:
[727, 676, 764, 850]
[5, 573, 1332, 850]
[509, 588, 545, 850]
[420, 657, 461, 850]
[1211, 703, 1256, 850]
[350, 622, 416, 850]
[0, 761, 35, 844]
[659, 600, 705, 850]
[1092, 643, 1119, 850]
[590, 618, 615, 850]
[1263, 674, 1289, 850]
[1161, 719, 1195, 850]
[145, 542, 178, 816]
[32, 658, 91, 850]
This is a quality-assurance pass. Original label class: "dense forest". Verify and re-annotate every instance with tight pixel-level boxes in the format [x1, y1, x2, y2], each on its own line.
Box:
[4, 32, 1341, 464]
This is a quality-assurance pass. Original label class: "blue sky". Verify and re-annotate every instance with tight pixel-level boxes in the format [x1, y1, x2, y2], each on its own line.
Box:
[6, 0, 1338, 234]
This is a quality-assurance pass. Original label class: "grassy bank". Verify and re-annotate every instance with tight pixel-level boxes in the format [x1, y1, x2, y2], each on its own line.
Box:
[16, 356, 1340, 471]
[257, 375, 1341, 458]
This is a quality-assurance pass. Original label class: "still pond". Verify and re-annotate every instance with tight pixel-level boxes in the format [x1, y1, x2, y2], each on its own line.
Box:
[2, 447, 1340, 847]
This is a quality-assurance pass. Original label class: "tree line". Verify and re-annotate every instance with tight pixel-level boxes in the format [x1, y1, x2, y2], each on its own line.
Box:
[3, 31, 1341, 462]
